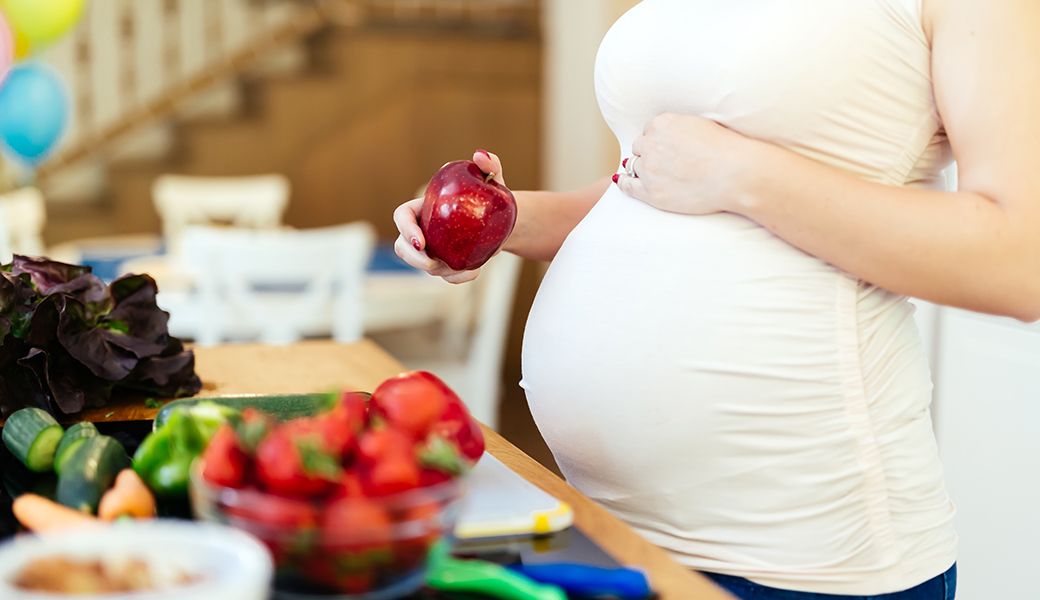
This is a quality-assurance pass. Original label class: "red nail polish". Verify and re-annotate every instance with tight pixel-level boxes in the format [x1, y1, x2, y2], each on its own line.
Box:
[611, 173, 620, 184]
[411, 237, 421, 251]
[622, 158, 628, 168]
[476, 148, 490, 159]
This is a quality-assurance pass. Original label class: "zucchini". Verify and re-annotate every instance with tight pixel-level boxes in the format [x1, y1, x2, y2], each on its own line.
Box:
[153, 393, 347, 429]
[56, 436, 130, 514]
[53, 422, 99, 476]
[2, 408, 64, 473]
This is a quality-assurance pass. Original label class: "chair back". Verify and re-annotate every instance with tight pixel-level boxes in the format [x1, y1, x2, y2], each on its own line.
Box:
[178, 223, 376, 345]
[153, 175, 289, 253]
[0, 187, 46, 261]
[456, 253, 523, 425]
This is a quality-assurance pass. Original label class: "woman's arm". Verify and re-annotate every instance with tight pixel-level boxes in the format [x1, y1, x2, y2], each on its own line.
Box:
[618, 0, 1040, 320]
[505, 178, 610, 262]
[735, 0, 1040, 321]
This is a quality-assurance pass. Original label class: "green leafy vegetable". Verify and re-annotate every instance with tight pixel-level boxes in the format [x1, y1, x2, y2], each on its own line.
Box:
[0, 256, 201, 417]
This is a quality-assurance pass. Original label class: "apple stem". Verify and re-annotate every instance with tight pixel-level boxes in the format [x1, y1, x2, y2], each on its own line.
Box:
[485, 171, 496, 183]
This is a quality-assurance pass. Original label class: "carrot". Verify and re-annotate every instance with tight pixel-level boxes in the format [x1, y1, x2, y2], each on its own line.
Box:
[98, 469, 156, 521]
[12, 494, 101, 532]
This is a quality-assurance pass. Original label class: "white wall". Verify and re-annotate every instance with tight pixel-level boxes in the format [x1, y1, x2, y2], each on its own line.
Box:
[541, 0, 635, 191]
[917, 164, 1039, 598]
[929, 310, 1040, 599]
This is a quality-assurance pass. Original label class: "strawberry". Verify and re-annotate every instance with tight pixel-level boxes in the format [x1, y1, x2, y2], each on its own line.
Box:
[356, 426, 415, 467]
[321, 497, 393, 567]
[255, 424, 341, 497]
[371, 371, 485, 464]
[393, 501, 442, 568]
[225, 493, 318, 563]
[304, 391, 369, 459]
[369, 371, 452, 438]
[201, 424, 249, 488]
[226, 493, 318, 530]
[417, 433, 467, 477]
[428, 398, 485, 464]
[361, 453, 421, 497]
[329, 471, 365, 500]
[285, 416, 351, 460]
[329, 391, 368, 433]
[355, 426, 422, 496]
[419, 467, 452, 488]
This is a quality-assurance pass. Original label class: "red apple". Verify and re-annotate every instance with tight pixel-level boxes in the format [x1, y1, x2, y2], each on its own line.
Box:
[419, 160, 517, 271]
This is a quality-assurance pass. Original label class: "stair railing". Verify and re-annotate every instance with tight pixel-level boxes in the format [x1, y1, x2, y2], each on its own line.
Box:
[28, 0, 538, 181]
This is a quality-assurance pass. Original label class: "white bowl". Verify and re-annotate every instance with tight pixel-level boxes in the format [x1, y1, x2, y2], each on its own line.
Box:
[0, 520, 273, 600]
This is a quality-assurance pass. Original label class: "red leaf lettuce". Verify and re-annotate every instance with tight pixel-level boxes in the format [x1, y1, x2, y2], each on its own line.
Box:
[0, 256, 201, 416]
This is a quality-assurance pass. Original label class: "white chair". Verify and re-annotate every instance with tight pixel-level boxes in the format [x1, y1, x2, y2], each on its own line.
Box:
[167, 223, 376, 346]
[152, 174, 290, 254]
[0, 187, 46, 261]
[406, 253, 523, 428]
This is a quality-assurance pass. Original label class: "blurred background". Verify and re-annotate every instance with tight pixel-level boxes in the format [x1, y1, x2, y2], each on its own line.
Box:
[0, 0, 635, 480]
[0, 1, 1034, 598]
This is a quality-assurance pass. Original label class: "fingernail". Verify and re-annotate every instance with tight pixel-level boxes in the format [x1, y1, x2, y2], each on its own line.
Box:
[411, 237, 421, 251]
[622, 158, 628, 168]
[476, 148, 490, 159]
[611, 173, 620, 184]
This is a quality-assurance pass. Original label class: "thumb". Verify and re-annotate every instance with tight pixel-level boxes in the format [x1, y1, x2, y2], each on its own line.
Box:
[615, 172, 648, 202]
[473, 149, 506, 186]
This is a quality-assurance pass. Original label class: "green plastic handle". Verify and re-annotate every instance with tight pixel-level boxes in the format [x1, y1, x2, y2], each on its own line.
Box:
[426, 543, 566, 600]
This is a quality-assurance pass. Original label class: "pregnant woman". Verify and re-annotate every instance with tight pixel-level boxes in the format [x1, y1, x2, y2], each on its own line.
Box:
[394, 1, 1040, 598]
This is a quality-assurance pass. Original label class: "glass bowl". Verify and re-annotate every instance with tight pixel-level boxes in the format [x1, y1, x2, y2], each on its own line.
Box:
[190, 463, 463, 600]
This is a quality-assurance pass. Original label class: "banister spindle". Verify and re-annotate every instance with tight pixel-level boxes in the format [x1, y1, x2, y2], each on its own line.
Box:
[119, 0, 136, 104]
[73, 20, 94, 141]
[162, 0, 181, 80]
[205, 0, 225, 58]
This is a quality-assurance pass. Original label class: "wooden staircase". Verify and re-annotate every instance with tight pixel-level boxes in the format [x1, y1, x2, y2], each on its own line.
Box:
[37, 0, 542, 244]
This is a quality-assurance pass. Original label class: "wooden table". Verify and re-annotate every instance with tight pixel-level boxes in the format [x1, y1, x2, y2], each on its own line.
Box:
[85, 340, 734, 599]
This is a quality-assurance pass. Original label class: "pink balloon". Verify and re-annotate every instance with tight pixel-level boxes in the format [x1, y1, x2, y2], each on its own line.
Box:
[0, 13, 11, 84]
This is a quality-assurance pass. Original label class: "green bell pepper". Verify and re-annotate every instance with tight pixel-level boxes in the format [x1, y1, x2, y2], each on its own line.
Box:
[134, 402, 240, 498]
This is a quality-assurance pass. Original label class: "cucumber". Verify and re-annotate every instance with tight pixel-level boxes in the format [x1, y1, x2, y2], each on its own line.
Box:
[56, 435, 130, 514]
[2, 408, 64, 473]
[53, 422, 99, 476]
[153, 393, 346, 429]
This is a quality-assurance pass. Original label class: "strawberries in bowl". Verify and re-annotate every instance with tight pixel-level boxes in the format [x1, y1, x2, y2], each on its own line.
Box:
[189, 372, 482, 598]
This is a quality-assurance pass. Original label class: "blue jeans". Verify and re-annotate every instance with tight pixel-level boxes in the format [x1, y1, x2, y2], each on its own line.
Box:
[703, 564, 957, 600]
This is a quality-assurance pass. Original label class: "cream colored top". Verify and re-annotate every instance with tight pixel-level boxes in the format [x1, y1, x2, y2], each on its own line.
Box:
[522, 0, 957, 594]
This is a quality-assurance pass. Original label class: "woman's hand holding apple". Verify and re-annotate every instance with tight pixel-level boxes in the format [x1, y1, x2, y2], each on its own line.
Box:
[393, 150, 513, 284]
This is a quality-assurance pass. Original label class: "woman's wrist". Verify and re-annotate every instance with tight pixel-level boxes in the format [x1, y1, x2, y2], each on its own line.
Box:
[724, 137, 775, 218]
[501, 183, 605, 262]
[501, 189, 535, 255]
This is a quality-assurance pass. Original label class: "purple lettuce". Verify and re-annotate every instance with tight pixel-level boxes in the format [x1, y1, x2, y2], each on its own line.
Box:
[0, 256, 201, 417]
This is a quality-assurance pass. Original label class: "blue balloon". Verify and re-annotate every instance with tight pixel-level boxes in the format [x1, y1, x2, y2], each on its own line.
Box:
[0, 63, 68, 164]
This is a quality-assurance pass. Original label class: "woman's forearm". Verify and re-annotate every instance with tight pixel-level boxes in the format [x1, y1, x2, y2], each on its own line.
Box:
[732, 142, 1040, 321]
[504, 177, 610, 262]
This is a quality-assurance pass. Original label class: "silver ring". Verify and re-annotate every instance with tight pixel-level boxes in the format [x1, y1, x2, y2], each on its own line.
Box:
[625, 155, 641, 178]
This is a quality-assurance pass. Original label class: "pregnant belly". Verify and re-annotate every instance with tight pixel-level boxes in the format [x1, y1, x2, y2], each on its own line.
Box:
[521, 189, 933, 551]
